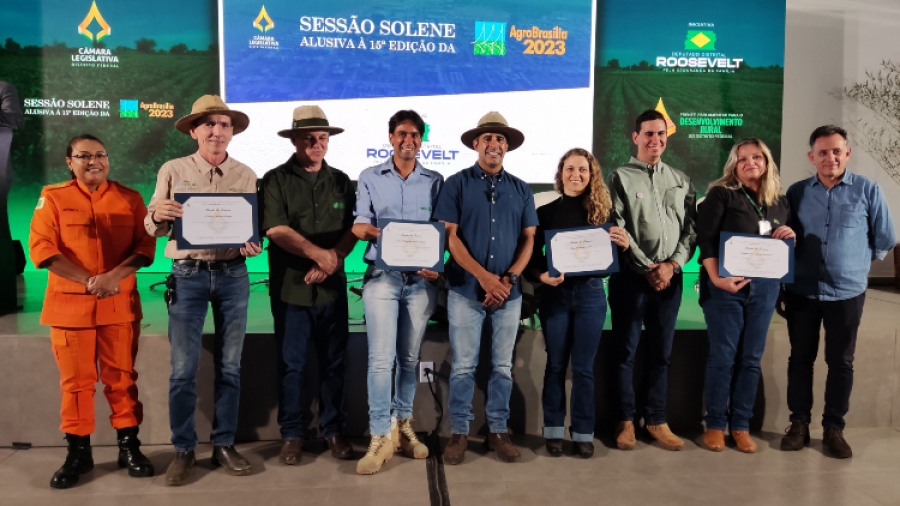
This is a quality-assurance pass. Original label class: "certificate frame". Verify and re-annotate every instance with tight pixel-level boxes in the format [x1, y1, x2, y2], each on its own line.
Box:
[173, 193, 260, 249]
[545, 224, 619, 278]
[374, 218, 446, 272]
[718, 232, 794, 283]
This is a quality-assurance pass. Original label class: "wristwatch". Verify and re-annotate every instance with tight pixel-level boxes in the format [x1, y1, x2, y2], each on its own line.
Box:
[669, 260, 682, 274]
[504, 272, 520, 286]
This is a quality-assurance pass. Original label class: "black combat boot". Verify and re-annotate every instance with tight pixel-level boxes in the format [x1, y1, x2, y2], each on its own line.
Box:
[117, 427, 155, 477]
[50, 434, 94, 489]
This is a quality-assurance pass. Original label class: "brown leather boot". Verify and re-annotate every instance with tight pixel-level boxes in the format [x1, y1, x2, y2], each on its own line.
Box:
[615, 421, 636, 450]
[780, 420, 810, 451]
[646, 423, 684, 451]
[443, 434, 468, 465]
[703, 429, 725, 452]
[485, 432, 520, 462]
[279, 439, 302, 465]
[823, 427, 852, 459]
[326, 435, 354, 460]
[731, 431, 757, 453]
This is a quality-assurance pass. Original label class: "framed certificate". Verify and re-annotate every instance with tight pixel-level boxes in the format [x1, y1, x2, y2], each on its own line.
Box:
[546, 224, 619, 277]
[718, 232, 794, 282]
[173, 193, 260, 249]
[374, 219, 445, 272]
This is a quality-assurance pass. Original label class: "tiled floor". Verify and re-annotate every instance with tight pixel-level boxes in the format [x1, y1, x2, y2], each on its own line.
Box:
[3, 428, 900, 506]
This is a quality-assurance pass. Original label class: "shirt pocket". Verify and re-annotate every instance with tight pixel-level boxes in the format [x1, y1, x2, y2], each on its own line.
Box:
[838, 204, 865, 228]
[418, 196, 434, 221]
[60, 213, 92, 247]
[108, 213, 135, 251]
[664, 185, 687, 212]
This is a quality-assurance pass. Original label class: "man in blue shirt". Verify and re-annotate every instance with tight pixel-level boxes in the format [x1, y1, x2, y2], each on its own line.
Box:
[779, 125, 896, 458]
[433, 111, 538, 464]
[352, 110, 443, 475]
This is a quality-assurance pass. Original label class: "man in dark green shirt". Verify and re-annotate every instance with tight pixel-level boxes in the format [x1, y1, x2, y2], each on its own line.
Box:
[260, 105, 357, 465]
[606, 109, 697, 452]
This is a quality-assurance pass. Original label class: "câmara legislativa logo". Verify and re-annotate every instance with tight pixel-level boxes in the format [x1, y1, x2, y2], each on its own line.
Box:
[72, 1, 120, 68]
[250, 5, 279, 49]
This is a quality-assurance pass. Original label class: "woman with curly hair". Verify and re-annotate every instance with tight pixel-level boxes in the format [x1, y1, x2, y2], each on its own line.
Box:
[527, 148, 629, 458]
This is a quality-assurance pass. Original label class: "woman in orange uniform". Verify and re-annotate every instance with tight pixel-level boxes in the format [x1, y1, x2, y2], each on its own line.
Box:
[29, 134, 157, 489]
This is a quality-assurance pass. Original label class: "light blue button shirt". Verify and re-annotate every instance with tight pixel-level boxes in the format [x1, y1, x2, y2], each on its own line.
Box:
[786, 170, 896, 300]
[354, 159, 444, 263]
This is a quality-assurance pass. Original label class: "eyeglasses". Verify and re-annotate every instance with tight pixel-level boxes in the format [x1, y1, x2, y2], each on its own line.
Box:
[70, 153, 109, 161]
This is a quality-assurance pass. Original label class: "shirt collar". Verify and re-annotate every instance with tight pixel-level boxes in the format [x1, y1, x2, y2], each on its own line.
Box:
[472, 163, 504, 181]
[75, 179, 109, 196]
[192, 151, 232, 175]
[629, 156, 662, 173]
[289, 155, 332, 179]
[378, 159, 429, 179]
[808, 169, 854, 187]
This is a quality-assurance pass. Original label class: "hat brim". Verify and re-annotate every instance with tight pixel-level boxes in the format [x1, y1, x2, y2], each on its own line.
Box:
[175, 110, 250, 135]
[460, 126, 524, 151]
[277, 126, 345, 138]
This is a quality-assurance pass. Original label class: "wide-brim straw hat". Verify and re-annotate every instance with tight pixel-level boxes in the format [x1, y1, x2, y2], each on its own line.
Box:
[460, 111, 524, 151]
[277, 105, 344, 138]
[174, 95, 249, 134]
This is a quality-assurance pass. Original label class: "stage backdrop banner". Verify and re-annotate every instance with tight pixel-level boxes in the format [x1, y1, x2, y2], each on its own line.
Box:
[2, 0, 785, 274]
[0, 0, 229, 272]
[592, 0, 786, 272]
[219, 0, 598, 184]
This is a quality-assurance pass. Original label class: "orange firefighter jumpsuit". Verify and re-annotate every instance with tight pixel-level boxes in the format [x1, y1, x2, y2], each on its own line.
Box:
[29, 180, 157, 436]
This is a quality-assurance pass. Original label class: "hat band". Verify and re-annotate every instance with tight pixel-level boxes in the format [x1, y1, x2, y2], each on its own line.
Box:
[292, 118, 330, 129]
[477, 121, 509, 128]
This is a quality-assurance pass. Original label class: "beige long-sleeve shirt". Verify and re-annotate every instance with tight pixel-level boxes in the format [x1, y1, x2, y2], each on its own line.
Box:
[144, 151, 257, 260]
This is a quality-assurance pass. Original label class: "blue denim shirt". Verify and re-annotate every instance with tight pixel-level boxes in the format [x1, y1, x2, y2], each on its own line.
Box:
[786, 170, 896, 301]
[353, 159, 444, 263]
[433, 164, 539, 301]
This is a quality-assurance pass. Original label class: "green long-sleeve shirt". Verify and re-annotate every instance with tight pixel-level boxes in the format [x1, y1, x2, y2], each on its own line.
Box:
[606, 157, 697, 274]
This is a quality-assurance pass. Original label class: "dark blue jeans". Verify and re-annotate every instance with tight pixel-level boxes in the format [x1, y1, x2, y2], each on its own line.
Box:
[167, 262, 249, 451]
[271, 294, 349, 441]
[607, 268, 682, 425]
[538, 278, 608, 442]
[701, 276, 780, 431]
[785, 291, 865, 430]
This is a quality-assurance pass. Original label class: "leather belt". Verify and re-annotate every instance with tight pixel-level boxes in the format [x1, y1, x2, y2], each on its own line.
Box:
[173, 257, 245, 271]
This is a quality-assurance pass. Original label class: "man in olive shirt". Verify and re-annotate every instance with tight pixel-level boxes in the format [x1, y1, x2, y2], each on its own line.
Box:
[259, 105, 357, 465]
[606, 109, 697, 451]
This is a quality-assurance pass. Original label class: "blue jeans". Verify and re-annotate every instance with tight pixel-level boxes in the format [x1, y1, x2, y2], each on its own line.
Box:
[167, 262, 249, 451]
[538, 278, 607, 442]
[701, 276, 780, 431]
[363, 268, 437, 435]
[271, 294, 349, 441]
[447, 290, 522, 434]
[607, 268, 682, 425]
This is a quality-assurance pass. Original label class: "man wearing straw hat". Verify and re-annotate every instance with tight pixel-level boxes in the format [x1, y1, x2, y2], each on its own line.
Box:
[433, 111, 538, 464]
[259, 105, 357, 465]
[146, 95, 262, 485]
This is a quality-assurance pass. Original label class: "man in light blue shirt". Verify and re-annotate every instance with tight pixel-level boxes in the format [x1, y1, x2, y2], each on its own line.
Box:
[779, 125, 896, 459]
[352, 110, 443, 475]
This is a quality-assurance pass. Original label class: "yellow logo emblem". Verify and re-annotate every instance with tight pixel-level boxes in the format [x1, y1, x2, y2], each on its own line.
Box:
[78, 1, 111, 43]
[655, 97, 677, 136]
[253, 6, 274, 32]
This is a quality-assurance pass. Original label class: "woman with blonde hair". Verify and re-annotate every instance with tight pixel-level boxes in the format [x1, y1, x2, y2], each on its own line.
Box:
[527, 148, 629, 458]
[696, 138, 795, 452]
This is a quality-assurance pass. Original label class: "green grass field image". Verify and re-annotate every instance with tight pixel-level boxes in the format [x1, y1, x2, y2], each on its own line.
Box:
[474, 21, 506, 56]
[592, 67, 784, 196]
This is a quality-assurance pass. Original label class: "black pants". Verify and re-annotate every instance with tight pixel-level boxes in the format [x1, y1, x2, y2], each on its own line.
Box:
[785, 291, 865, 430]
